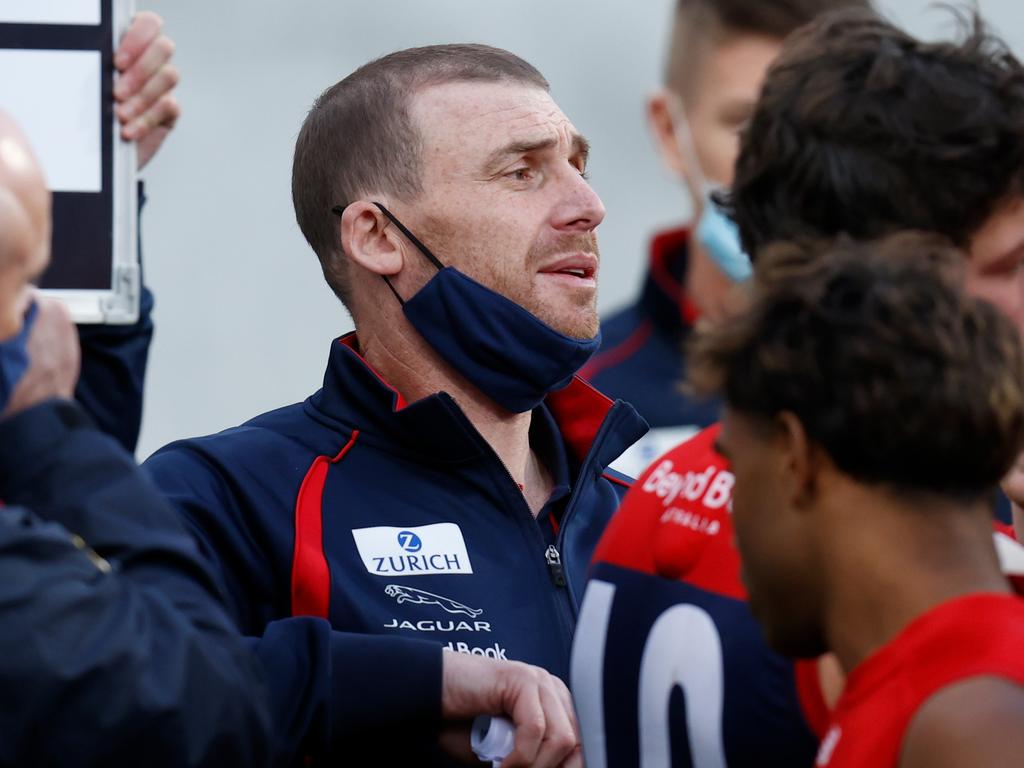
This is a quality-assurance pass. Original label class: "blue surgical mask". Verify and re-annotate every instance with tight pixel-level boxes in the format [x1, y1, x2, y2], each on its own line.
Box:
[669, 100, 753, 282]
[355, 203, 601, 414]
[695, 190, 753, 282]
[0, 301, 36, 414]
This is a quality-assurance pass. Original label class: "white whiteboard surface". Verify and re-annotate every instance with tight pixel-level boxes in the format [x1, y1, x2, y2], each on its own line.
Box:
[0, 0, 100, 26]
[0, 48, 101, 192]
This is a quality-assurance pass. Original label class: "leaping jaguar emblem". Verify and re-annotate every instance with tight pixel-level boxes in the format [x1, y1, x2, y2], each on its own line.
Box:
[384, 585, 484, 618]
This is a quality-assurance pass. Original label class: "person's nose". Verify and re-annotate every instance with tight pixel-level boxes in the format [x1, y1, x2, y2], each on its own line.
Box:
[550, 167, 605, 233]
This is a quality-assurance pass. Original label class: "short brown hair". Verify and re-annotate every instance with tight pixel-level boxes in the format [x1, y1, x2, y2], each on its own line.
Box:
[690, 232, 1024, 499]
[665, 0, 872, 102]
[292, 44, 549, 305]
[725, 9, 1024, 256]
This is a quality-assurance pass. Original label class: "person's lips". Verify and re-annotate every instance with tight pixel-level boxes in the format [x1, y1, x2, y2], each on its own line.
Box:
[537, 252, 599, 285]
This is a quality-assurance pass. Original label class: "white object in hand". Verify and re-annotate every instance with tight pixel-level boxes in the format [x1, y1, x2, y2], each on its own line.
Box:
[471, 715, 515, 767]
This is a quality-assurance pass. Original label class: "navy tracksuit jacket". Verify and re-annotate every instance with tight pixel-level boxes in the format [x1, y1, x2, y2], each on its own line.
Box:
[0, 400, 272, 766]
[144, 332, 647, 765]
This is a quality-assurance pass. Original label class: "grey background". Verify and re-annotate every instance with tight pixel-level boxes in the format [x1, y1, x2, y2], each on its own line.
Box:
[135, 0, 1024, 458]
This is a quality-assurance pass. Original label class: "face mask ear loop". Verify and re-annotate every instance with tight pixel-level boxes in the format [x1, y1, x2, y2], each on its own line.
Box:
[331, 203, 417, 305]
[666, 95, 709, 194]
[372, 202, 446, 271]
[380, 275, 406, 306]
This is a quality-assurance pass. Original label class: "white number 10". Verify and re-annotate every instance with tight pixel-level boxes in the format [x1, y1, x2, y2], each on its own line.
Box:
[572, 579, 728, 768]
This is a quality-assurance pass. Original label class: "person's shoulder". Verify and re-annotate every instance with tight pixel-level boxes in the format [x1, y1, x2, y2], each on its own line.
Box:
[639, 423, 724, 473]
[900, 676, 1024, 767]
[144, 400, 333, 477]
[592, 425, 729, 573]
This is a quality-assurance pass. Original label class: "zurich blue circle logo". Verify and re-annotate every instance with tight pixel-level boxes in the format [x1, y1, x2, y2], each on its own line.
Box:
[397, 531, 423, 552]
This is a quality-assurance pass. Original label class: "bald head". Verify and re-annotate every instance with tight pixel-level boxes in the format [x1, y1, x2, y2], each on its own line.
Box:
[0, 111, 50, 338]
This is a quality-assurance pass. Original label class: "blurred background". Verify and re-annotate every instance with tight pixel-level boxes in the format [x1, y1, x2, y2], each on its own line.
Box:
[135, 0, 1024, 458]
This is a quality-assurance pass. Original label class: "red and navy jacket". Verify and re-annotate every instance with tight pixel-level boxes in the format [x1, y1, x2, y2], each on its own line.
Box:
[571, 425, 827, 768]
[144, 332, 647, 766]
[581, 227, 719, 479]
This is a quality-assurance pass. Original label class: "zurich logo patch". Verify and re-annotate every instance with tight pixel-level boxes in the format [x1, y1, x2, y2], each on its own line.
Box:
[351, 523, 474, 576]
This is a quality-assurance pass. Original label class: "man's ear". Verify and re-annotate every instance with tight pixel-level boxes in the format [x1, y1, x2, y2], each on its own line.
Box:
[340, 201, 404, 277]
[648, 89, 704, 210]
[648, 89, 689, 178]
[776, 410, 818, 510]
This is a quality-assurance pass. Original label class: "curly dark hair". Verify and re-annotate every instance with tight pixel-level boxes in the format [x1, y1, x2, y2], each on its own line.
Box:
[689, 232, 1024, 499]
[723, 8, 1024, 256]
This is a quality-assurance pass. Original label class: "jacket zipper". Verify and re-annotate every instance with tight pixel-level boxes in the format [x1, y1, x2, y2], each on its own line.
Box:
[545, 544, 567, 587]
[482, 442, 577, 644]
[553, 402, 626, 610]
[493, 458, 571, 594]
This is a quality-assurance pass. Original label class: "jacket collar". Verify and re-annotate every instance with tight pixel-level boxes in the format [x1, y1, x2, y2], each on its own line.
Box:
[640, 227, 700, 335]
[307, 333, 646, 470]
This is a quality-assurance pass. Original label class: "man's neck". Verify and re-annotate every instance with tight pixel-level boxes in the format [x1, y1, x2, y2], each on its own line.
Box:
[357, 325, 554, 515]
[683, 237, 744, 325]
[819, 484, 1010, 675]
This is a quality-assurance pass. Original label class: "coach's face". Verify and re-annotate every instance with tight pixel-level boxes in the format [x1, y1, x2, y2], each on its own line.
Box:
[401, 80, 605, 339]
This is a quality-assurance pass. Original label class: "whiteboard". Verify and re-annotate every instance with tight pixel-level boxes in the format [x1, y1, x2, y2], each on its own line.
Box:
[0, 0, 138, 324]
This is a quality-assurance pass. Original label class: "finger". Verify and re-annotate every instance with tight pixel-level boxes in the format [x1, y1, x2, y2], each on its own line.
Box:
[551, 675, 579, 737]
[123, 94, 180, 142]
[528, 681, 577, 768]
[503, 684, 546, 767]
[14, 285, 35, 320]
[562, 745, 585, 768]
[114, 11, 162, 72]
[117, 63, 179, 124]
[115, 33, 175, 102]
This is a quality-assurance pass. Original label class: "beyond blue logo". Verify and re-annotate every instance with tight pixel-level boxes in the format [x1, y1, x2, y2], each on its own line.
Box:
[397, 531, 423, 553]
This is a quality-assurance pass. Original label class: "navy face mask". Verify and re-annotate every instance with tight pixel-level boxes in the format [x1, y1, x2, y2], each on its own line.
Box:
[0, 301, 37, 414]
[337, 203, 601, 413]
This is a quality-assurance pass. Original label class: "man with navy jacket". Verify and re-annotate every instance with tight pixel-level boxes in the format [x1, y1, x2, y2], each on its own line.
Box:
[144, 44, 646, 766]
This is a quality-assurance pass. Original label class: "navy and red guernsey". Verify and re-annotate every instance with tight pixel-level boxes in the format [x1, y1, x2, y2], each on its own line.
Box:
[571, 425, 1024, 768]
[581, 227, 720, 479]
[571, 424, 827, 767]
[143, 332, 646, 766]
[815, 593, 1024, 767]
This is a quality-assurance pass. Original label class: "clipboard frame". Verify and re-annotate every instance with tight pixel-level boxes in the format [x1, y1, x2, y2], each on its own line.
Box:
[5, 0, 140, 324]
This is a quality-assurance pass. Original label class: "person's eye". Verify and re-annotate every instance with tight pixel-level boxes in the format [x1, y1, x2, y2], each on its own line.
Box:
[505, 166, 535, 182]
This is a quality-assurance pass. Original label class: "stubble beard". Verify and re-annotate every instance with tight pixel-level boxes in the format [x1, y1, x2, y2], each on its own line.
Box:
[492, 233, 601, 340]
